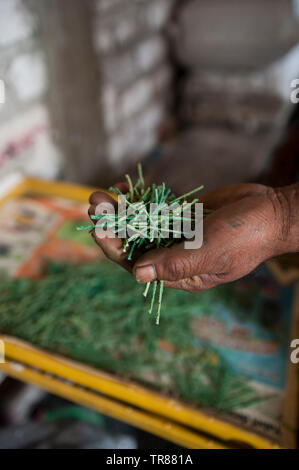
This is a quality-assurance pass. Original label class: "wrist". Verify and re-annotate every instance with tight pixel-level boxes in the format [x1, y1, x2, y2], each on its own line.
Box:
[271, 183, 299, 256]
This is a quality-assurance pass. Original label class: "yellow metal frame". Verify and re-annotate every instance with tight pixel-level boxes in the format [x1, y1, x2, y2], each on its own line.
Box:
[1, 356, 225, 449]
[1, 336, 279, 449]
[0, 177, 283, 449]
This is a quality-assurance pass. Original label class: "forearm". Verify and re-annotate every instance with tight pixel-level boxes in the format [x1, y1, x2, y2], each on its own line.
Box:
[274, 183, 299, 255]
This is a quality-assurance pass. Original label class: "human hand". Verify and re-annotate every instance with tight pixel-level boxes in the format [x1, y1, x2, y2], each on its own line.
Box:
[88, 182, 296, 293]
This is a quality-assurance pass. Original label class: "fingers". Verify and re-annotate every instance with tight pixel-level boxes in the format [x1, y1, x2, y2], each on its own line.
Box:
[92, 227, 134, 273]
[200, 183, 266, 209]
[163, 275, 220, 293]
[132, 202, 246, 285]
[88, 186, 132, 272]
[133, 241, 228, 293]
[133, 243, 210, 283]
[113, 182, 129, 193]
[89, 182, 129, 205]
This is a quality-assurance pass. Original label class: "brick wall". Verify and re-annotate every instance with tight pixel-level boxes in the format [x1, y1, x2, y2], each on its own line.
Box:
[29, 0, 175, 185]
[0, 0, 61, 181]
[92, 0, 174, 169]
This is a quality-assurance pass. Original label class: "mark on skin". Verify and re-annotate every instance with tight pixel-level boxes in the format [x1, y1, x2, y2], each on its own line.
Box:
[228, 218, 244, 228]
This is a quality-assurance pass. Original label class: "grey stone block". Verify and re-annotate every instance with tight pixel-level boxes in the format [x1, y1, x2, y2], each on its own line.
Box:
[150, 127, 280, 195]
[170, 0, 299, 70]
[180, 42, 299, 133]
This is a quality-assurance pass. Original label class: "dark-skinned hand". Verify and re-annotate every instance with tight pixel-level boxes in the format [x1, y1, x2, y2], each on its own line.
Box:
[88, 182, 299, 293]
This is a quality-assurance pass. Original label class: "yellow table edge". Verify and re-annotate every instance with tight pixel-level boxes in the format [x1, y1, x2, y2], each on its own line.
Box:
[0, 176, 281, 449]
[0, 359, 227, 449]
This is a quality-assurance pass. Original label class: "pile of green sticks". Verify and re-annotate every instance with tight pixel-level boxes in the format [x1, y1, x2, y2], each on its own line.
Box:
[0, 261, 270, 412]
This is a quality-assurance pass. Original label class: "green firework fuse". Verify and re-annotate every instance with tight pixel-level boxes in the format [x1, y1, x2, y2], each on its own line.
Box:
[0, 262, 272, 411]
[77, 164, 212, 324]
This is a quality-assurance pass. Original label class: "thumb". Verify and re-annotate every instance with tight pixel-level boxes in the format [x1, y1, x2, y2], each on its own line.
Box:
[132, 243, 207, 283]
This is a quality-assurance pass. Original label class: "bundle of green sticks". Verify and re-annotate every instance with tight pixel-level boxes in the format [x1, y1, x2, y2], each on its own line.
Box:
[78, 164, 211, 324]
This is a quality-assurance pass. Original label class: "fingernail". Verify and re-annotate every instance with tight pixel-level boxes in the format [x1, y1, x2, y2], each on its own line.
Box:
[135, 264, 156, 283]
